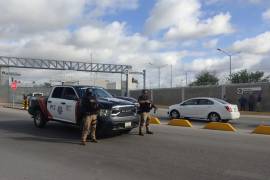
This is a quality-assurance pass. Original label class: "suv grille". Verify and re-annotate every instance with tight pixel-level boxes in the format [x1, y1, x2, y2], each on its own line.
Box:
[111, 106, 136, 117]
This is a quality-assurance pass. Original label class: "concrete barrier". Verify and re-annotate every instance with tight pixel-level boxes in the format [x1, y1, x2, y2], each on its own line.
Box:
[168, 119, 192, 127]
[149, 116, 161, 124]
[204, 122, 237, 132]
[252, 125, 270, 135]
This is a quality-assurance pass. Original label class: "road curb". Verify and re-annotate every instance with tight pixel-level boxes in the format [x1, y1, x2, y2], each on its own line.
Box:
[252, 125, 270, 135]
[204, 122, 237, 132]
[168, 119, 192, 127]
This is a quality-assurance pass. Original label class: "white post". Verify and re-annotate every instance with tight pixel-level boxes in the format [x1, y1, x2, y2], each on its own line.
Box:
[12, 90, 14, 108]
[181, 87, 185, 101]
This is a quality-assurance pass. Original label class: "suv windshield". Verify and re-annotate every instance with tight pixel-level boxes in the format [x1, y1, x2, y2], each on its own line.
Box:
[75, 87, 113, 98]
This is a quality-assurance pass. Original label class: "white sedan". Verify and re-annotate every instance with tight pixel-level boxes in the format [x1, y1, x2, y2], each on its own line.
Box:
[168, 97, 240, 122]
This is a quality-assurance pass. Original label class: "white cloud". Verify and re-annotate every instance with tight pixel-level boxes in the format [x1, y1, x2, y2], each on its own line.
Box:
[203, 39, 219, 48]
[205, 0, 264, 4]
[86, 0, 138, 17]
[0, 0, 85, 35]
[0, 0, 139, 39]
[262, 9, 270, 22]
[145, 0, 234, 41]
[0, 0, 269, 88]
[183, 54, 262, 76]
[231, 31, 270, 55]
[247, 0, 263, 3]
[0, 21, 173, 68]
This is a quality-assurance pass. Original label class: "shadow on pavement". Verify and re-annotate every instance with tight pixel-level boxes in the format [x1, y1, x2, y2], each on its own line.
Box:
[0, 119, 128, 144]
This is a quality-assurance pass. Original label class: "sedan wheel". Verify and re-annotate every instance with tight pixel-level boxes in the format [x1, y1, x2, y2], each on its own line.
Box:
[208, 113, 221, 122]
[170, 110, 180, 119]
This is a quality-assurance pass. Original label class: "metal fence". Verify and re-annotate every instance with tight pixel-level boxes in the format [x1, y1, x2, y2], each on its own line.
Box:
[130, 83, 269, 112]
[0, 82, 269, 111]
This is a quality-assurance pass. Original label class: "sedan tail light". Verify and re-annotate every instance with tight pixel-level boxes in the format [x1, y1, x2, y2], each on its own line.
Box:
[225, 106, 232, 112]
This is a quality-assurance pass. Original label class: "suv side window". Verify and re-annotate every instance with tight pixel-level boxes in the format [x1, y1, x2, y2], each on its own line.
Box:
[51, 87, 64, 98]
[182, 99, 198, 105]
[62, 87, 77, 100]
[198, 99, 214, 105]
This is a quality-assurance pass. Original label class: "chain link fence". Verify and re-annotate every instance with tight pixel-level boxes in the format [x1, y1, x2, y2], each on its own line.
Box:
[0, 82, 269, 111]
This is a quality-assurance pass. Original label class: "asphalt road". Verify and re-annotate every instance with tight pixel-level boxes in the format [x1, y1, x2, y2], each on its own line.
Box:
[0, 107, 270, 180]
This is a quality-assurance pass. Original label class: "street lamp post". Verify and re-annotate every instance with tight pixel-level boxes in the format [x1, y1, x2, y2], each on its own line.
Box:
[170, 64, 173, 88]
[217, 48, 240, 78]
[217, 48, 232, 77]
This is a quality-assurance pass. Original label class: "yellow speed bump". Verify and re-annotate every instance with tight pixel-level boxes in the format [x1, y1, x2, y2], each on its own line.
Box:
[204, 122, 236, 132]
[168, 119, 192, 127]
[149, 116, 161, 124]
[252, 125, 270, 135]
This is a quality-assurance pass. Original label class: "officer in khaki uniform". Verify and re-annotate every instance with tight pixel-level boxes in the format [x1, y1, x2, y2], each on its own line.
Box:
[80, 89, 99, 145]
[138, 89, 157, 136]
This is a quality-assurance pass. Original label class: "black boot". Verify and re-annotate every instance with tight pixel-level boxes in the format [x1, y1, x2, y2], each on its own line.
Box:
[146, 126, 153, 134]
[139, 127, 144, 136]
[90, 139, 98, 143]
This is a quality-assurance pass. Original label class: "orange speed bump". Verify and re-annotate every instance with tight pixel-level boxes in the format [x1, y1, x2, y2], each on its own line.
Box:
[204, 122, 237, 132]
[168, 119, 192, 127]
[149, 116, 161, 124]
[252, 125, 270, 135]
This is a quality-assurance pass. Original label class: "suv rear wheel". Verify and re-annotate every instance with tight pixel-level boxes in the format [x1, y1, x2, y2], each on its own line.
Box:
[34, 110, 47, 128]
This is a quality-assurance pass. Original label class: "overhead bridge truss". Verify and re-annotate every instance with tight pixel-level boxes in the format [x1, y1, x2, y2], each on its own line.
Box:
[0, 56, 148, 95]
[0, 56, 132, 73]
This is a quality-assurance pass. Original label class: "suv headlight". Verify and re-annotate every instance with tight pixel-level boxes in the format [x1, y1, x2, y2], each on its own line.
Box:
[99, 109, 111, 117]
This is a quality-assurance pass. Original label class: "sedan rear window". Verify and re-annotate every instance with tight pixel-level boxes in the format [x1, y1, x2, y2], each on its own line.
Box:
[198, 99, 214, 105]
[182, 99, 198, 105]
[214, 98, 228, 104]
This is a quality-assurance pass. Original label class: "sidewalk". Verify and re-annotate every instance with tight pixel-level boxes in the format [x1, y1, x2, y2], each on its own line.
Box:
[0, 103, 25, 110]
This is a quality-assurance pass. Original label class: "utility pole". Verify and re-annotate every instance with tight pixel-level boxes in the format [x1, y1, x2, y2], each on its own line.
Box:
[143, 69, 146, 89]
[170, 64, 173, 88]
[125, 69, 129, 96]
[186, 72, 188, 86]
[217, 48, 240, 78]
[149, 63, 167, 88]
[158, 67, 161, 88]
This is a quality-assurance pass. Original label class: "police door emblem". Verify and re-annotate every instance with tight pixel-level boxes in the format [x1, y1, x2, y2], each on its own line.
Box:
[57, 106, 63, 115]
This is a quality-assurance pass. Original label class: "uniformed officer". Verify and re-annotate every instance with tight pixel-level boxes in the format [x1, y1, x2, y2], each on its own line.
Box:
[138, 89, 157, 136]
[80, 89, 99, 145]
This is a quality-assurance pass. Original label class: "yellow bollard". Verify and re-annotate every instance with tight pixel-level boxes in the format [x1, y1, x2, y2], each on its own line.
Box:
[204, 122, 237, 132]
[22, 99, 28, 110]
[252, 125, 270, 135]
[168, 119, 192, 127]
[149, 116, 161, 124]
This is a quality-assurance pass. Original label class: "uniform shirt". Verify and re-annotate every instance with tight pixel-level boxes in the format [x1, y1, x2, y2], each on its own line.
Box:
[80, 94, 99, 115]
[138, 95, 153, 113]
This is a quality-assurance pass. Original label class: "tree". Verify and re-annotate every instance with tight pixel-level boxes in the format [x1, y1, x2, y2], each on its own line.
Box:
[190, 71, 219, 86]
[229, 69, 269, 84]
[43, 82, 52, 87]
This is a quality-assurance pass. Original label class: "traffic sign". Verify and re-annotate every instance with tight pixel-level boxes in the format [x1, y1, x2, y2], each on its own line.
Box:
[10, 82, 17, 91]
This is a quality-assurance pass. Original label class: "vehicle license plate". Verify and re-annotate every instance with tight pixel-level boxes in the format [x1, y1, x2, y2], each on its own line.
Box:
[125, 122, 132, 128]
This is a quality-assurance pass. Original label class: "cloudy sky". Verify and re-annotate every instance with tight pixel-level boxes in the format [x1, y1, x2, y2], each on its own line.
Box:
[0, 0, 270, 88]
